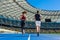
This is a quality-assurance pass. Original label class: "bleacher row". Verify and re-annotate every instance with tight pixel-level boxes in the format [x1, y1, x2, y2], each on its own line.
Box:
[0, 0, 60, 30]
[0, 15, 60, 30]
[1, 0, 60, 22]
[15, 0, 60, 22]
[0, 0, 36, 21]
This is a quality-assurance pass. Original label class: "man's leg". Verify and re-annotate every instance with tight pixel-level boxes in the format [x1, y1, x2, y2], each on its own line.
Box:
[36, 26, 39, 32]
[36, 21, 40, 36]
[21, 21, 23, 34]
[38, 26, 40, 33]
[23, 29, 25, 34]
[21, 27, 25, 34]
[21, 27, 23, 34]
[22, 22, 25, 34]
[36, 26, 40, 36]
[21, 24, 24, 34]
[37, 21, 41, 36]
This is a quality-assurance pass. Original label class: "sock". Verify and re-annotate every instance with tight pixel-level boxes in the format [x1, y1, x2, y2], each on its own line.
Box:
[37, 32, 39, 36]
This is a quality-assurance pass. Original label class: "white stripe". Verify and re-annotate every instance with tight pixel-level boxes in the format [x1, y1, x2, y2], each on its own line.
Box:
[28, 34, 30, 40]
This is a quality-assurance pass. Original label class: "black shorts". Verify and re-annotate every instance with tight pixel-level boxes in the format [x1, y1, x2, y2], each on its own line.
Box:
[21, 20, 25, 28]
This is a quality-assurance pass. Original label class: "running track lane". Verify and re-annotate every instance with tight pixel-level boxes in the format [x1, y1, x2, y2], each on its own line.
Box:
[0, 34, 60, 40]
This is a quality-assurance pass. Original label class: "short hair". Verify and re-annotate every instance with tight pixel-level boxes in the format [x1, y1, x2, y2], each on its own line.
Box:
[22, 11, 27, 14]
[37, 10, 39, 13]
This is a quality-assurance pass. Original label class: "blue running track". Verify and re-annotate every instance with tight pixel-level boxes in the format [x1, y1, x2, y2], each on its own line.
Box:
[0, 34, 60, 40]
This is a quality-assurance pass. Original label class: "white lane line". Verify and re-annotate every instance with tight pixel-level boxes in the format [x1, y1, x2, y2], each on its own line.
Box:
[28, 34, 30, 40]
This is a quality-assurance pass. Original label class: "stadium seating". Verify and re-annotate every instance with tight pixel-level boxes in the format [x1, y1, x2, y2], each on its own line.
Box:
[0, 0, 59, 22]
[0, 15, 60, 30]
[0, 0, 60, 31]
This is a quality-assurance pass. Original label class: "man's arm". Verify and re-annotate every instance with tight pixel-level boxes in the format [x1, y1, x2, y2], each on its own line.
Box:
[40, 14, 42, 20]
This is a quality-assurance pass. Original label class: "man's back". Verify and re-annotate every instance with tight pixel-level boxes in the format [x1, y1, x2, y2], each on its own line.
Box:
[35, 14, 40, 21]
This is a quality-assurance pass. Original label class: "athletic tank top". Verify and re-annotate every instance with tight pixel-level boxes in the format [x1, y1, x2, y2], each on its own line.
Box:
[21, 15, 26, 20]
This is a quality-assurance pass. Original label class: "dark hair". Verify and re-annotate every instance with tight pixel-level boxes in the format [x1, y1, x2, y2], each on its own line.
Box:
[37, 10, 39, 13]
[22, 11, 27, 14]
